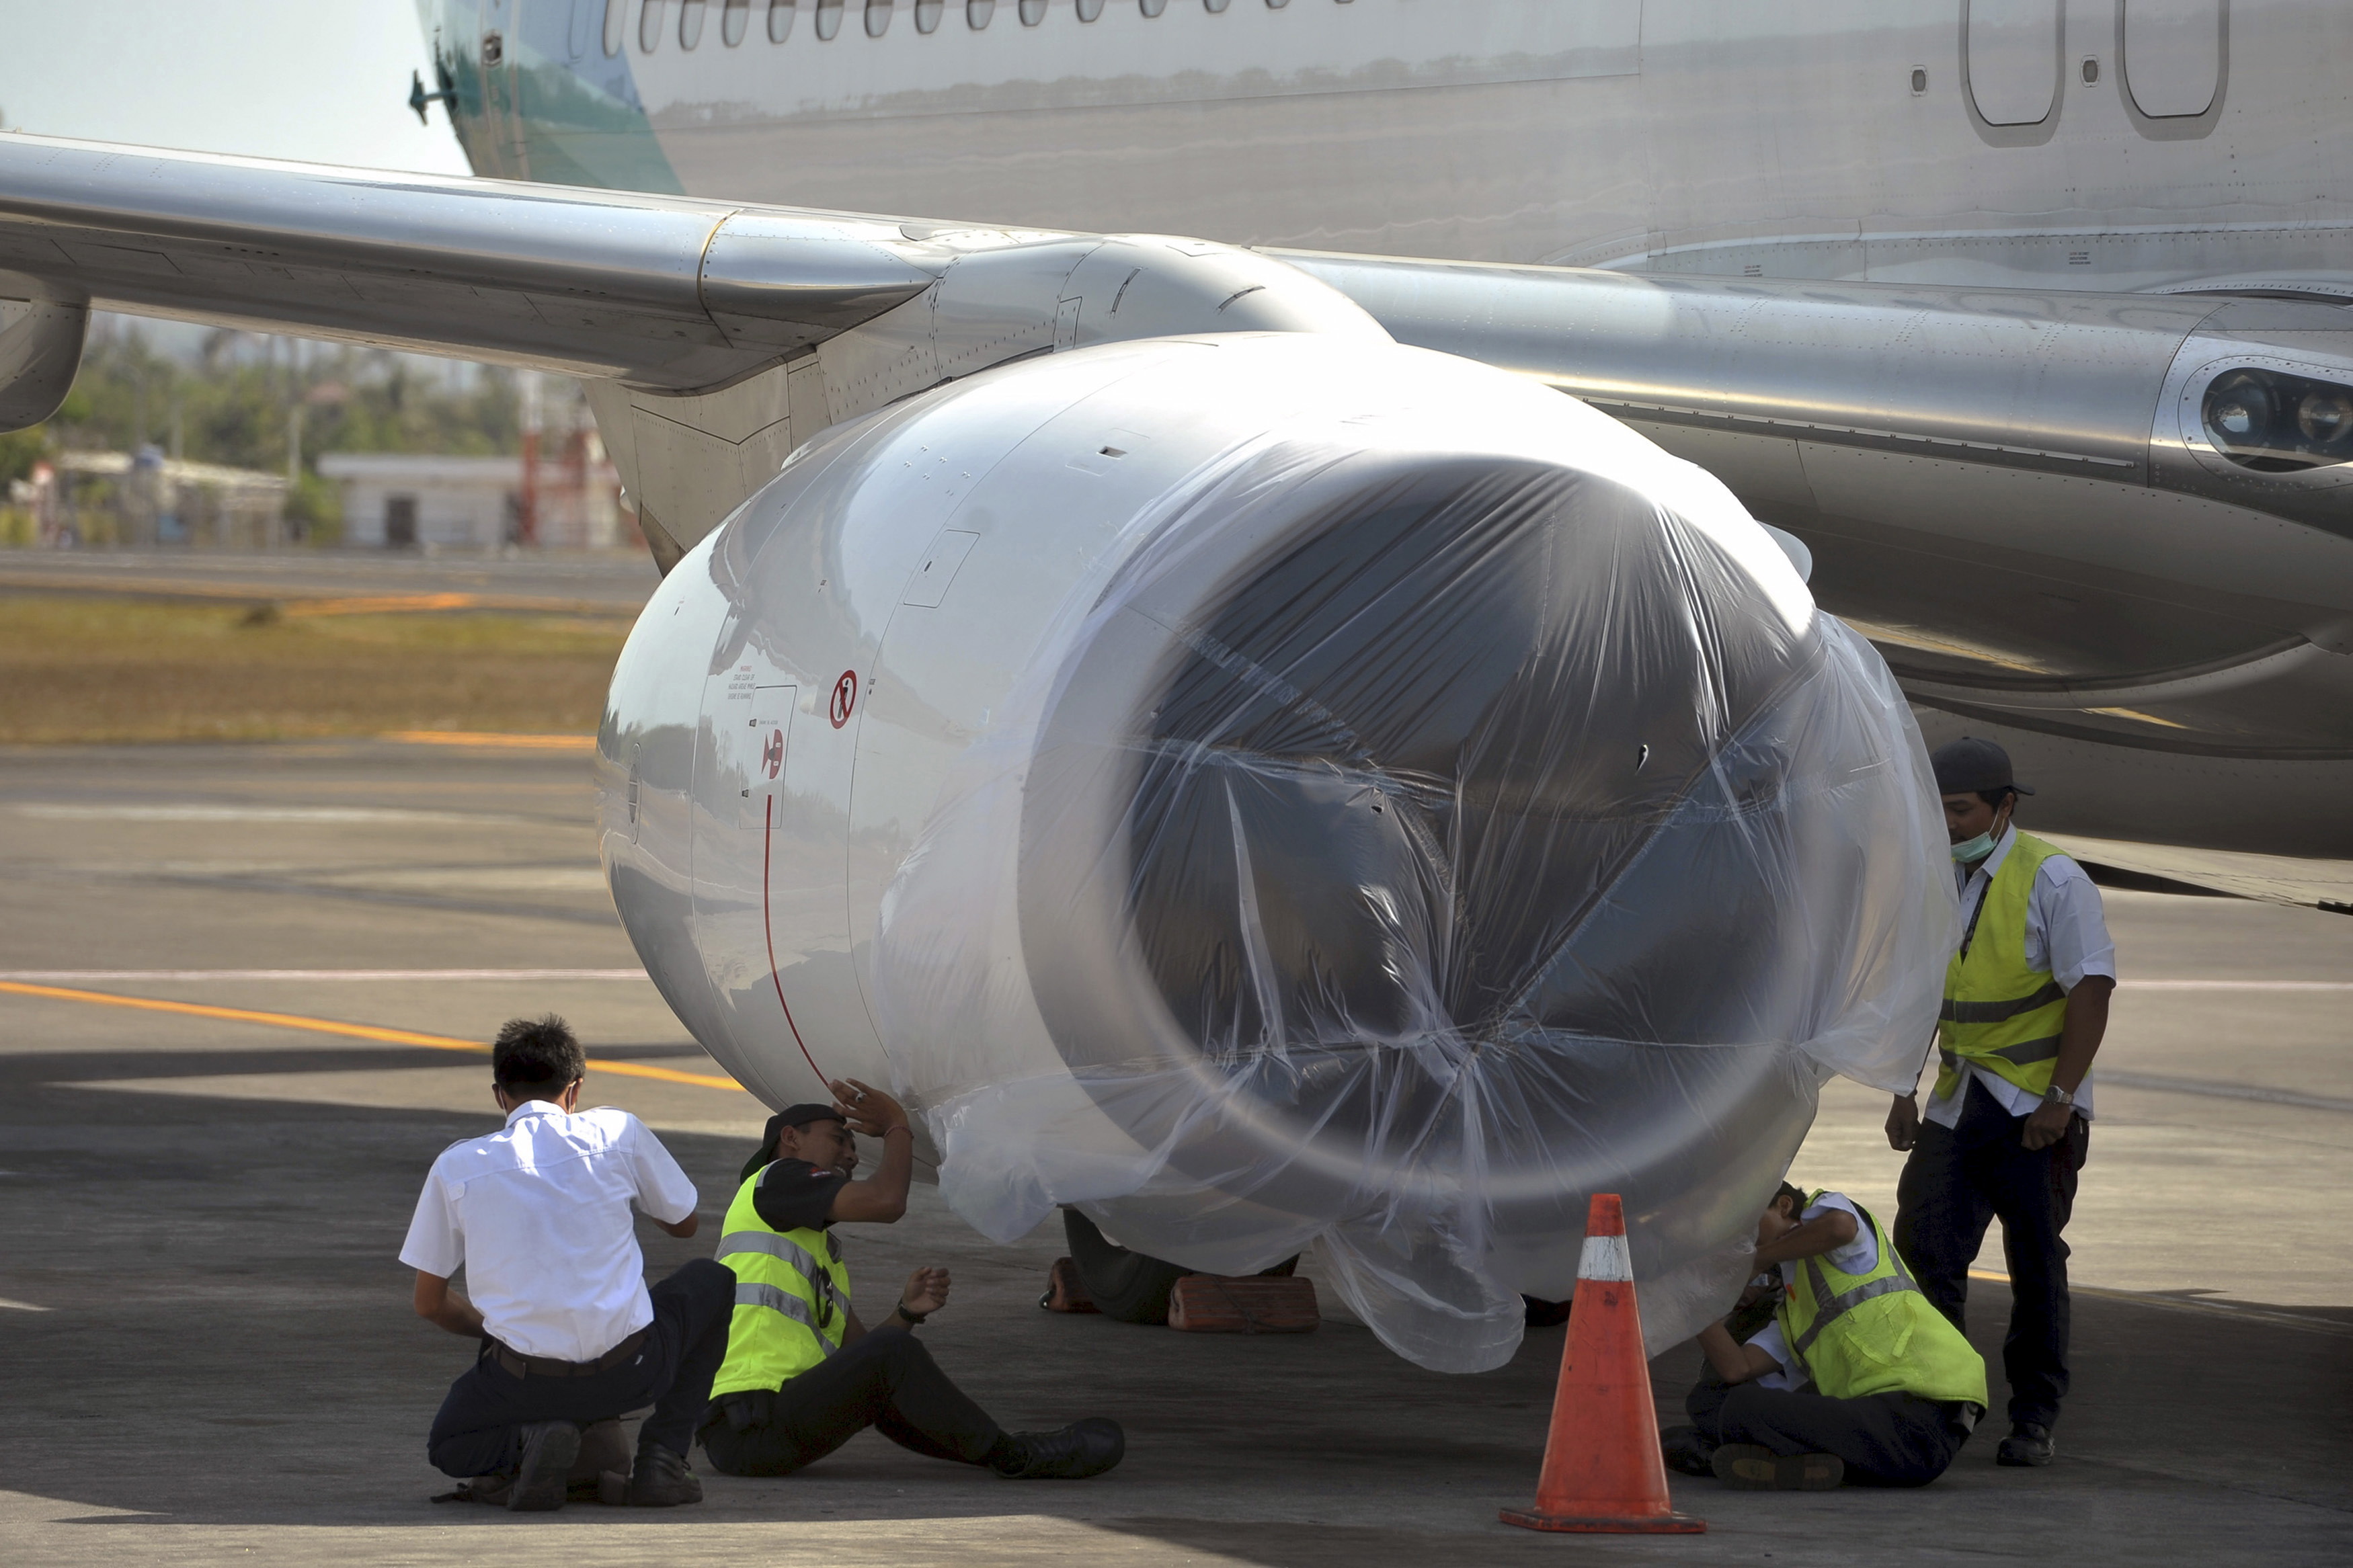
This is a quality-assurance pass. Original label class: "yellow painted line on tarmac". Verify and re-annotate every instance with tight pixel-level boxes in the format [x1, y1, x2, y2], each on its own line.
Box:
[384, 731, 598, 751]
[0, 981, 744, 1093]
[278, 592, 483, 617]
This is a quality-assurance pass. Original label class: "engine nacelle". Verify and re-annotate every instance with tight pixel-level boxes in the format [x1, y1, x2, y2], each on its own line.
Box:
[598, 332, 1951, 1371]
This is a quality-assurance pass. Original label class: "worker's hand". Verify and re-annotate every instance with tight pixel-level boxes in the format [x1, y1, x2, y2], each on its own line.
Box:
[830, 1078, 908, 1139]
[900, 1266, 951, 1319]
[1885, 1094, 1921, 1152]
[2020, 1099, 2074, 1151]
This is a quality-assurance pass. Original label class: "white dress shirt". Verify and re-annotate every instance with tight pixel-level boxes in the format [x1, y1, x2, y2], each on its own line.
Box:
[1925, 825, 2116, 1129]
[399, 1101, 699, 1362]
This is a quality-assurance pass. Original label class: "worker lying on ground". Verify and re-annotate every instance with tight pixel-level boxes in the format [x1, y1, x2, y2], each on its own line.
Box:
[700, 1084, 1125, 1480]
[1661, 1182, 1989, 1490]
[401, 1016, 734, 1511]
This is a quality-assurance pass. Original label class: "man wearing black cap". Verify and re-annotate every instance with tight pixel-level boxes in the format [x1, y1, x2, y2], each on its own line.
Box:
[700, 1078, 1125, 1481]
[1887, 738, 2114, 1471]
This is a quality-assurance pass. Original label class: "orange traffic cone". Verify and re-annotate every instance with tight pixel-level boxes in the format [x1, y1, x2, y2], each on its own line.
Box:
[1499, 1193, 1705, 1534]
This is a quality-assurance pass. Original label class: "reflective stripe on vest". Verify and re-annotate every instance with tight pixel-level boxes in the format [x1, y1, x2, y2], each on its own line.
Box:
[1937, 832, 2070, 1102]
[1777, 1192, 1987, 1409]
[709, 1165, 853, 1399]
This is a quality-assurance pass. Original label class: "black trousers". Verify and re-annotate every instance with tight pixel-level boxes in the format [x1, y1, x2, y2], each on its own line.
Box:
[1686, 1371, 1971, 1487]
[426, 1257, 735, 1479]
[1062, 1209, 1190, 1325]
[699, 1327, 1003, 1477]
[1061, 1208, 1299, 1325]
[1895, 1077, 2089, 1429]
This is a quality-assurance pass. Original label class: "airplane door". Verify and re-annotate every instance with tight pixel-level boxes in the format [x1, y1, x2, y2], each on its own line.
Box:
[2122, 0, 2225, 120]
[1965, 0, 2063, 128]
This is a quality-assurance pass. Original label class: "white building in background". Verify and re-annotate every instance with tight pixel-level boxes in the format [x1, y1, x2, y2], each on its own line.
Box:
[319, 442, 623, 550]
[319, 454, 516, 549]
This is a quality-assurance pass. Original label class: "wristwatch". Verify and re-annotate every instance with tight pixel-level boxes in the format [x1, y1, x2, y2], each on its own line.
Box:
[894, 1301, 928, 1326]
[2042, 1083, 2075, 1108]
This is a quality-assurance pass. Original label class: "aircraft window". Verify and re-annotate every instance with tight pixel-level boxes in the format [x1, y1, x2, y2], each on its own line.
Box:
[815, 0, 842, 39]
[1141, 0, 1166, 15]
[915, 0, 943, 31]
[1019, 0, 1044, 23]
[2202, 368, 2353, 471]
[723, 0, 750, 44]
[2081, 56, 2100, 83]
[680, 0, 707, 48]
[1204, 0, 1229, 12]
[1076, 0, 1102, 18]
[604, 0, 629, 54]
[867, 0, 891, 36]
[1265, 0, 1289, 9]
[769, 0, 795, 40]
[1911, 67, 1927, 94]
[967, 0, 993, 26]
[640, 0, 666, 52]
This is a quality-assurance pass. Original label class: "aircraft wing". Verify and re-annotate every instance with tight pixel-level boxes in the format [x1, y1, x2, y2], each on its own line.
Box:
[0, 132, 947, 395]
[6, 130, 2353, 847]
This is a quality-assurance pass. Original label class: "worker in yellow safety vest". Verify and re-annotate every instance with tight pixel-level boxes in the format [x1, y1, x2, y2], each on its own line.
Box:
[699, 1083, 1125, 1481]
[1664, 1182, 1989, 1490]
[1886, 737, 2114, 1470]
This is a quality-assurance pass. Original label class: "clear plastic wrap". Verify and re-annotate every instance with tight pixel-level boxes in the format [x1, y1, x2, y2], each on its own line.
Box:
[863, 366, 1955, 1372]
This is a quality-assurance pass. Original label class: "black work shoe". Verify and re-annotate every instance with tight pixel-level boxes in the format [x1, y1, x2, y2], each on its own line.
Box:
[1710, 1442, 1843, 1491]
[508, 1421, 581, 1512]
[1997, 1423, 2056, 1467]
[991, 1418, 1126, 1479]
[626, 1439, 703, 1507]
[1660, 1425, 1716, 1479]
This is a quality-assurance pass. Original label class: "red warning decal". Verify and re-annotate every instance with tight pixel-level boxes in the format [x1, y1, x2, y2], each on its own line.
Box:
[829, 670, 859, 729]
[762, 727, 785, 780]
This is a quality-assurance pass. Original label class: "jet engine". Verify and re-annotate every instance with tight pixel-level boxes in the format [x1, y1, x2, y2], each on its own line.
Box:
[597, 332, 1953, 1372]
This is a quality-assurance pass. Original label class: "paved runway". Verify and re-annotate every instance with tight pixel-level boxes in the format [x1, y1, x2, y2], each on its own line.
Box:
[1, 741, 2346, 1565]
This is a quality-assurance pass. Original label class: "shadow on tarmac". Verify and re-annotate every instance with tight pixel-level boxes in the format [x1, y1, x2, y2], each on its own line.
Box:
[3, 1069, 2348, 1567]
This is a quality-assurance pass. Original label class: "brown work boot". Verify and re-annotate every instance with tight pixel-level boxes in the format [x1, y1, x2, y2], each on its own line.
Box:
[1710, 1443, 1842, 1491]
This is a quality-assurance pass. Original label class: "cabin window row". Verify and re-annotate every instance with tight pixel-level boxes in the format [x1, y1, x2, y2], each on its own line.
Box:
[606, 0, 1324, 55]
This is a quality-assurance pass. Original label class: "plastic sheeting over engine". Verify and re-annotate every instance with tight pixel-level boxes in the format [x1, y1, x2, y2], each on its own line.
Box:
[602, 332, 1954, 1374]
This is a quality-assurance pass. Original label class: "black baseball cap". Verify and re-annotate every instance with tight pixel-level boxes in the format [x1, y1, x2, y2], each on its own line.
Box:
[1931, 736, 2034, 797]
[740, 1103, 848, 1183]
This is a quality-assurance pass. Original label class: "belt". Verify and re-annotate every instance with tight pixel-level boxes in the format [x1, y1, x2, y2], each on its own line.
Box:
[488, 1327, 647, 1380]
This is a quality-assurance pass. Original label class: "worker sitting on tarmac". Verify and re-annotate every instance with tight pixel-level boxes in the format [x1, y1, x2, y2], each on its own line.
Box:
[401, 1016, 735, 1511]
[700, 1082, 1125, 1481]
[1661, 1182, 1988, 1490]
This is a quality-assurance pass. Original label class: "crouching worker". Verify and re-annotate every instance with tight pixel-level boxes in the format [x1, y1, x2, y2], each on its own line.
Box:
[702, 1085, 1125, 1481]
[1666, 1182, 1987, 1491]
[401, 1016, 734, 1511]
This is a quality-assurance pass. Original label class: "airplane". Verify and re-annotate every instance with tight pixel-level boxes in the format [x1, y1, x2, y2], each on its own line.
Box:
[0, 0, 2346, 1369]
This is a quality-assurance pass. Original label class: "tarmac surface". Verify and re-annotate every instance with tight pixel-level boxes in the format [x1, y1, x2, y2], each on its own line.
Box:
[1, 739, 2348, 1567]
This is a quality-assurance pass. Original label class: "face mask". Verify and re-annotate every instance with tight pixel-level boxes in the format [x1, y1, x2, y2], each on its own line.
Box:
[1951, 829, 1999, 864]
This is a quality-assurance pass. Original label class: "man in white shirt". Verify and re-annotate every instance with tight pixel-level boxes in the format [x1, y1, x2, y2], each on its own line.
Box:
[1886, 738, 2114, 1470]
[401, 1016, 735, 1511]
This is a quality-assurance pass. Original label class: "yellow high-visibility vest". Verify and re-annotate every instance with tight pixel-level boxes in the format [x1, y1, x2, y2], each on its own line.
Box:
[1937, 831, 2070, 1102]
[1777, 1192, 1987, 1408]
[709, 1164, 852, 1398]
